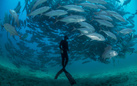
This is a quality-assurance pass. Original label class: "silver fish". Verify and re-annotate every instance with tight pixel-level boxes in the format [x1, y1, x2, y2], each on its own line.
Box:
[111, 14, 125, 22]
[96, 4, 107, 9]
[95, 19, 114, 27]
[96, 10, 108, 15]
[73, 28, 94, 36]
[102, 30, 117, 40]
[86, 32, 105, 41]
[80, 3, 98, 9]
[62, 5, 85, 12]
[87, 0, 107, 4]
[9, 9, 19, 27]
[44, 10, 68, 18]
[59, 15, 86, 24]
[31, 0, 47, 11]
[78, 22, 95, 32]
[94, 15, 113, 21]
[4, 23, 20, 37]
[102, 46, 118, 59]
[28, 6, 50, 17]
[106, 10, 125, 22]
[119, 28, 133, 35]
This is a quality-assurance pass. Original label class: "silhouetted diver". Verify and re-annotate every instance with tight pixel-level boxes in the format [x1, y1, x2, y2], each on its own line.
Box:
[55, 35, 76, 86]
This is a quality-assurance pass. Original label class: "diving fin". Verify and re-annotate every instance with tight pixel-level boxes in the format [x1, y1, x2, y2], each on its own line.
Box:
[64, 70, 76, 86]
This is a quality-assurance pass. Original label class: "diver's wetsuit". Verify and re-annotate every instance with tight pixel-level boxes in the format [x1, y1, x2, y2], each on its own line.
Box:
[59, 39, 69, 68]
[55, 38, 76, 85]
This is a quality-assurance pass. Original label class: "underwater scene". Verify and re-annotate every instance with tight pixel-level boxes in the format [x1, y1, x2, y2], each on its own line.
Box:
[0, 0, 137, 86]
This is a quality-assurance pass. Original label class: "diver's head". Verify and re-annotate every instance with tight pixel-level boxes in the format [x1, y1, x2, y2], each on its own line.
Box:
[64, 35, 68, 40]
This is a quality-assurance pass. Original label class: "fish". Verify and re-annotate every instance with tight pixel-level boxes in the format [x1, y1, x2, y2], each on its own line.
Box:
[59, 15, 86, 24]
[21, 33, 28, 40]
[14, 1, 21, 13]
[102, 45, 118, 59]
[96, 10, 109, 15]
[116, 0, 120, 2]
[127, 15, 135, 21]
[79, 3, 98, 9]
[135, 10, 137, 15]
[86, 32, 105, 41]
[106, 10, 119, 15]
[82, 61, 90, 64]
[62, 5, 85, 12]
[95, 19, 114, 27]
[96, 4, 107, 9]
[31, 0, 47, 11]
[111, 14, 125, 22]
[44, 10, 68, 18]
[94, 15, 113, 21]
[119, 28, 133, 35]
[87, 0, 107, 4]
[9, 9, 19, 27]
[28, 6, 50, 17]
[22, 0, 32, 13]
[72, 28, 94, 36]
[106, 10, 125, 22]
[4, 23, 21, 38]
[123, 0, 131, 5]
[101, 30, 117, 40]
[78, 22, 95, 32]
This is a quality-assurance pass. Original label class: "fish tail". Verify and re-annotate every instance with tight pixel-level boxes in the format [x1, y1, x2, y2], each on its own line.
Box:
[19, 34, 23, 39]
[115, 30, 119, 34]
[91, 16, 94, 22]
[57, 4, 61, 9]
[71, 27, 76, 32]
[31, 6, 36, 12]
[99, 28, 103, 32]
[78, 33, 83, 37]
[54, 18, 59, 24]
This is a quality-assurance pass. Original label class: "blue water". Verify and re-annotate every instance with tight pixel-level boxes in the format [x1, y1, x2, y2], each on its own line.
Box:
[0, 0, 137, 86]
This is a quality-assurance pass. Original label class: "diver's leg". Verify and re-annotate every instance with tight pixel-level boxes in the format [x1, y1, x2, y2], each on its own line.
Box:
[61, 54, 65, 68]
[55, 68, 64, 79]
[64, 53, 68, 68]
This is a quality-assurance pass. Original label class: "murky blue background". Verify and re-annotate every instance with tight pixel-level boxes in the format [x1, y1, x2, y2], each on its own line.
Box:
[0, 0, 137, 85]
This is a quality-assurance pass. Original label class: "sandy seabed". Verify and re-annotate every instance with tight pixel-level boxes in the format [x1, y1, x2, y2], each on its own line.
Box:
[0, 64, 137, 86]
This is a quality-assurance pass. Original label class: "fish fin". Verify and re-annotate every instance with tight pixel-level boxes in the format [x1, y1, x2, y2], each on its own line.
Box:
[65, 23, 69, 25]
[57, 4, 61, 9]
[31, 6, 36, 12]
[91, 18, 94, 22]
[19, 34, 23, 39]
[57, 15, 60, 18]
[115, 30, 120, 34]
[27, 14, 29, 17]
[40, 13, 43, 17]
[78, 33, 83, 37]
[10, 33, 14, 36]
[99, 28, 103, 32]
[71, 27, 76, 32]
[54, 19, 59, 24]
[33, 15, 36, 18]
[49, 16, 52, 19]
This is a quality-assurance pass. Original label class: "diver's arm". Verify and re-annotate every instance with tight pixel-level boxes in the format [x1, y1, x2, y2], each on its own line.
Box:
[67, 42, 69, 51]
[59, 40, 62, 50]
